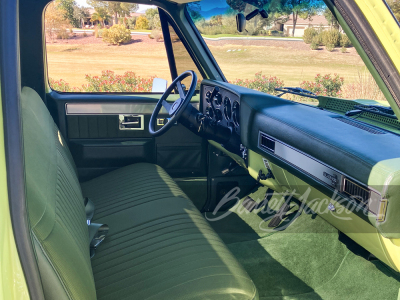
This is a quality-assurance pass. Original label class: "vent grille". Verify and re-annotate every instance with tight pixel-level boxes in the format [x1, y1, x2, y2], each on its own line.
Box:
[325, 98, 355, 113]
[324, 99, 400, 129]
[260, 133, 275, 152]
[335, 117, 386, 134]
[342, 178, 370, 206]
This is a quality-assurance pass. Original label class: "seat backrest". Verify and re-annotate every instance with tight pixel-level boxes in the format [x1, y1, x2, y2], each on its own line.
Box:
[21, 87, 96, 300]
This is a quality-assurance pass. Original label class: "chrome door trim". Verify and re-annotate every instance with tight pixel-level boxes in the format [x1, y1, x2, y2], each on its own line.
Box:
[65, 102, 199, 115]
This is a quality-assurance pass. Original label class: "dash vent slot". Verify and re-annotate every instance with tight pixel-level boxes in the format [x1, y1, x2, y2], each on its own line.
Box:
[335, 117, 386, 134]
[342, 178, 370, 206]
[259, 133, 275, 152]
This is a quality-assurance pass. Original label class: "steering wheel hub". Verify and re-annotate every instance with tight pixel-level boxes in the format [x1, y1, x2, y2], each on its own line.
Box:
[149, 71, 197, 136]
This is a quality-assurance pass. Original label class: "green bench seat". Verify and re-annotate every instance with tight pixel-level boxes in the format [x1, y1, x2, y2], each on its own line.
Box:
[21, 87, 258, 300]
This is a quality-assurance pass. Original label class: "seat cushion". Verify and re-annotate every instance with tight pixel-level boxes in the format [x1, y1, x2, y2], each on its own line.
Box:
[82, 163, 258, 300]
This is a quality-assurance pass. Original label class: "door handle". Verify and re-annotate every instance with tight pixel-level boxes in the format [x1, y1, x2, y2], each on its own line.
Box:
[119, 114, 144, 130]
[121, 121, 139, 126]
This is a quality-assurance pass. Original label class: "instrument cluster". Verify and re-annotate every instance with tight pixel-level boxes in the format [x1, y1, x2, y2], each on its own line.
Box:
[202, 85, 240, 134]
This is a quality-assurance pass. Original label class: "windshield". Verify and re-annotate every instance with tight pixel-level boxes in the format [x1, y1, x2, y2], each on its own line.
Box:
[187, 0, 386, 104]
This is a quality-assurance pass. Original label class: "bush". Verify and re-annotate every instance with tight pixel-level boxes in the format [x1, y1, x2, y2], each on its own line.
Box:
[149, 29, 163, 41]
[313, 33, 323, 46]
[341, 46, 347, 53]
[310, 42, 319, 50]
[56, 29, 69, 39]
[341, 71, 385, 101]
[83, 31, 88, 37]
[340, 33, 352, 47]
[135, 15, 149, 30]
[300, 73, 344, 97]
[326, 43, 335, 52]
[49, 79, 73, 92]
[303, 27, 317, 44]
[230, 72, 284, 95]
[321, 29, 340, 47]
[126, 17, 137, 29]
[50, 71, 156, 93]
[94, 25, 103, 38]
[268, 30, 280, 36]
[102, 24, 131, 45]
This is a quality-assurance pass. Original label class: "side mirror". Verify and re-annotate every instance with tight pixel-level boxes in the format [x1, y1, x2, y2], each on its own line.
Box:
[236, 13, 246, 33]
[152, 78, 168, 93]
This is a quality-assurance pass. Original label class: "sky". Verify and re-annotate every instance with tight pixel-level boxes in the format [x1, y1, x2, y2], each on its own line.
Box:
[75, 0, 155, 13]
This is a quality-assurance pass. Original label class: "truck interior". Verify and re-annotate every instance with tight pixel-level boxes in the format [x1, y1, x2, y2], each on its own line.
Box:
[3, 0, 400, 299]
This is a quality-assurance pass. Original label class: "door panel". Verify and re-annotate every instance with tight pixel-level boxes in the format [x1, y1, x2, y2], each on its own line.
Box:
[47, 92, 206, 182]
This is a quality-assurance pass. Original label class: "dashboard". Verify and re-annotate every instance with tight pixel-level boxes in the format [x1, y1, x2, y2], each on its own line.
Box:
[200, 79, 400, 272]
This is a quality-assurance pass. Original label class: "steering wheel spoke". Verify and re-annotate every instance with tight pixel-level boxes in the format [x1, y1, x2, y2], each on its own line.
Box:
[176, 81, 186, 99]
[162, 100, 172, 115]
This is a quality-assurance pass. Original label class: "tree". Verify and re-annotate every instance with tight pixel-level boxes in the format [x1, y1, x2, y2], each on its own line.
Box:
[135, 15, 149, 30]
[145, 8, 158, 20]
[87, 1, 138, 25]
[323, 7, 339, 29]
[277, 0, 324, 36]
[45, 1, 71, 41]
[226, 0, 247, 12]
[145, 8, 161, 30]
[90, 8, 110, 27]
[210, 15, 223, 26]
[56, 0, 79, 27]
[187, 2, 203, 22]
[73, 5, 90, 28]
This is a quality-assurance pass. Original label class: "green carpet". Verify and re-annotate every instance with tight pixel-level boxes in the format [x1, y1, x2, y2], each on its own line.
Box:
[204, 186, 400, 300]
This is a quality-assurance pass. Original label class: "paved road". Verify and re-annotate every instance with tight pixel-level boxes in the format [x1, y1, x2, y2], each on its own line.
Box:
[72, 29, 303, 41]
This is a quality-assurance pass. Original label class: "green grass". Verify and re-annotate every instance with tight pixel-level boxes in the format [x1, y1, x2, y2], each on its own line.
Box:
[207, 44, 367, 86]
[47, 38, 368, 89]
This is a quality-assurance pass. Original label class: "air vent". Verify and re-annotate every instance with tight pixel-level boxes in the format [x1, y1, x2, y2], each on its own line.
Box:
[335, 117, 386, 134]
[342, 178, 370, 206]
[260, 133, 275, 152]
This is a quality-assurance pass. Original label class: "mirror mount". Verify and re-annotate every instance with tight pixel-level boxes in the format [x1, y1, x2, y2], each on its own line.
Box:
[152, 78, 168, 93]
[236, 8, 268, 33]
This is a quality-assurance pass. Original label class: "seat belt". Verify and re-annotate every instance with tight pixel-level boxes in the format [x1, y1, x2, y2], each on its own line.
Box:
[84, 197, 95, 225]
[88, 223, 109, 258]
[84, 197, 108, 258]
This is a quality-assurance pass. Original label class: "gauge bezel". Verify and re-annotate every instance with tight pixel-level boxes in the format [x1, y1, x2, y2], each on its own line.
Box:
[223, 97, 232, 120]
[232, 101, 240, 126]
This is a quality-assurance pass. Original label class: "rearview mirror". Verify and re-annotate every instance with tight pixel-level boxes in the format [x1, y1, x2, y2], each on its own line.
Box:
[236, 13, 246, 33]
[152, 78, 168, 93]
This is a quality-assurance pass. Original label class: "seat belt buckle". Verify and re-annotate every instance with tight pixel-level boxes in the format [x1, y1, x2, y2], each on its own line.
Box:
[89, 223, 109, 258]
[91, 234, 106, 249]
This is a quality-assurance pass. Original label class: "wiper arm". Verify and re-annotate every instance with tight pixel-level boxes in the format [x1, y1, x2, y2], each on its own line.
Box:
[345, 104, 397, 120]
[275, 87, 318, 99]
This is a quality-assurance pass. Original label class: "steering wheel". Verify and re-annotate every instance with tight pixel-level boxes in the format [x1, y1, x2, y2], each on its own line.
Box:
[149, 70, 197, 136]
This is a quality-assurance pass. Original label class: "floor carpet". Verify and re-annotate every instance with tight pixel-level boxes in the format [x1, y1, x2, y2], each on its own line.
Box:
[204, 186, 400, 300]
